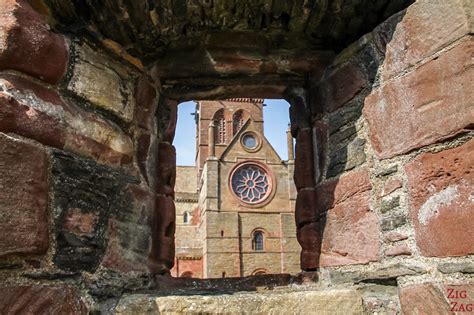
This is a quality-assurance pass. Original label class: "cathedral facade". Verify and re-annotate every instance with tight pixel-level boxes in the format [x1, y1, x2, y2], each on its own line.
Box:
[172, 99, 300, 278]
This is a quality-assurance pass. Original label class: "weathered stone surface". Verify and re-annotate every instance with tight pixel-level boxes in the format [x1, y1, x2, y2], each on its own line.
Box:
[312, 121, 327, 183]
[317, 61, 368, 113]
[0, 0, 69, 84]
[295, 189, 318, 228]
[102, 185, 154, 273]
[375, 165, 398, 177]
[155, 142, 176, 197]
[379, 179, 402, 198]
[0, 75, 134, 165]
[384, 231, 408, 243]
[405, 139, 474, 257]
[360, 284, 399, 315]
[327, 137, 366, 178]
[62, 208, 98, 237]
[153, 273, 309, 293]
[381, 214, 406, 231]
[115, 289, 363, 315]
[442, 283, 474, 313]
[134, 76, 158, 130]
[316, 168, 371, 211]
[0, 134, 49, 256]
[0, 285, 87, 314]
[136, 131, 159, 189]
[330, 263, 426, 285]
[328, 103, 363, 135]
[294, 128, 315, 190]
[44, 0, 412, 64]
[297, 222, 322, 271]
[159, 99, 178, 143]
[381, 0, 473, 81]
[399, 283, 452, 315]
[52, 151, 138, 272]
[364, 38, 474, 159]
[438, 262, 474, 274]
[288, 88, 311, 137]
[315, 169, 379, 267]
[380, 196, 400, 214]
[320, 190, 379, 267]
[385, 245, 411, 257]
[149, 194, 176, 274]
[68, 42, 136, 122]
[327, 105, 366, 178]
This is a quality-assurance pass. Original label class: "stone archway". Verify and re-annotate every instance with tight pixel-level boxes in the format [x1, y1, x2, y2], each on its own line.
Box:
[1, 1, 472, 313]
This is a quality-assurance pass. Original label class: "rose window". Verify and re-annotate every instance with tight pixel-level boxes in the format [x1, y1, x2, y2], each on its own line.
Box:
[230, 164, 271, 204]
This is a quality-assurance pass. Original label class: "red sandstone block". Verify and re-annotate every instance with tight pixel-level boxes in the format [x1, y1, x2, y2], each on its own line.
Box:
[400, 283, 474, 314]
[364, 38, 474, 159]
[149, 194, 176, 274]
[293, 128, 316, 190]
[155, 142, 176, 196]
[378, 178, 402, 198]
[319, 189, 379, 267]
[134, 76, 158, 130]
[384, 231, 408, 243]
[379, 0, 472, 82]
[384, 245, 411, 257]
[405, 139, 474, 257]
[0, 133, 49, 257]
[315, 168, 371, 211]
[161, 99, 178, 143]
[399, 283, 452, 315]
[311, 168, 379, 267]
[0, 285, 87, 314]
[295, 189, 318, 228]
[312, 121, 327, 183]
[0, 75, 133, 165]
[319, 61, 368, 113]
[0, 0, 69, 84]
[296, 222, 322, 270]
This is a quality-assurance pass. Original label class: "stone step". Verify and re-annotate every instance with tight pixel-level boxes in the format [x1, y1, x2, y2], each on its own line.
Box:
[114, 288, 364, 315]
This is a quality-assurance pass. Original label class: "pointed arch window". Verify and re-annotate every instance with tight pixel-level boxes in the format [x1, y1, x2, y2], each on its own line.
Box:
[253, 231, 264, 251]
[214, 109, 226, 144]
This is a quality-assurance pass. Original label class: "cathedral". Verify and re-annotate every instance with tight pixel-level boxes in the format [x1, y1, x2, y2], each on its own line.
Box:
[171, 99, 301, 278]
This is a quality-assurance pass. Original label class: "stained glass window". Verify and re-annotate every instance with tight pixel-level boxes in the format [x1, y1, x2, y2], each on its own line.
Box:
[230, 164, 270, 204]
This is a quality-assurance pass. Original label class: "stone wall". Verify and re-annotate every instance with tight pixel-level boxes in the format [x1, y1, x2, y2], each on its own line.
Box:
[0, 0, 171, 311]
[297, 0, 474, 312]
[0, 0, 472, 313]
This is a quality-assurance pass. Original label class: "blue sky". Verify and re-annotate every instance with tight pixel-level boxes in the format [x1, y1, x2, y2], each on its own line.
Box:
[175, 99, 291, 165]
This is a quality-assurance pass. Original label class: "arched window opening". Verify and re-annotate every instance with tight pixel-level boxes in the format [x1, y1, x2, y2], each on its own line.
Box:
[222, 271, 226, 278]
[232, 110, 250, 135]
[253, 231, 264, 251]
[214, 109, 226, 144]
[181, 271, 193, 278]
[183, 211, 190, 224]
[252, 268, 268, 275]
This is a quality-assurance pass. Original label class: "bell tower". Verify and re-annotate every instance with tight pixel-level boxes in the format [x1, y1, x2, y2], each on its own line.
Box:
[195, 99, 265, 173]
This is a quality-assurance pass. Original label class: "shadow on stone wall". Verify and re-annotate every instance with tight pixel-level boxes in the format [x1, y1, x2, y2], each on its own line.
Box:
[291, 10, 407, 270]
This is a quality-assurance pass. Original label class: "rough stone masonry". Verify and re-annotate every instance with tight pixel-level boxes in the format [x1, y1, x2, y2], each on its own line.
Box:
[0, 0, 472, 313]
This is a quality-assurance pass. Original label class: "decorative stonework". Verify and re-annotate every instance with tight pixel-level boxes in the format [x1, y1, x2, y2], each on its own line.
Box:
[240, 131, 262, 152]
[230, 162, 273, 205]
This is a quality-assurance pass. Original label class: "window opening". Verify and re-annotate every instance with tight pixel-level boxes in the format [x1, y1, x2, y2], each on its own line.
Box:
[253, 231, 264, 251]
